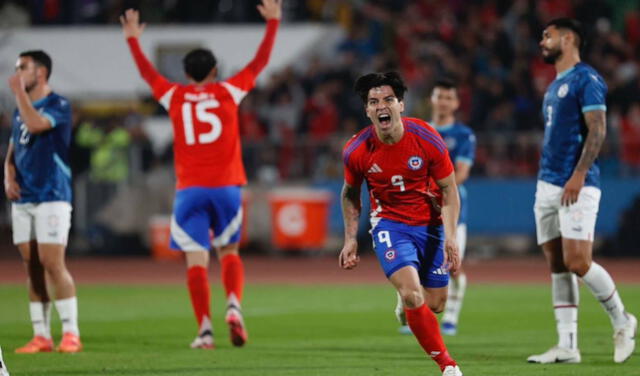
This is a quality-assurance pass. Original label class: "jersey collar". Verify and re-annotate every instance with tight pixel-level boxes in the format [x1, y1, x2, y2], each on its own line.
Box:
[430, 120, 454, 132]
[556, 65, 576, 80]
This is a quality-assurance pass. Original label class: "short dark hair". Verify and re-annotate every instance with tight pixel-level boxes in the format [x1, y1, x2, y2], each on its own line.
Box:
[546, 18, 585, 50]
[354, 71, 407, 103]
[432, 77, 458, 92]
[183, 48, 217, 82]
[19, 50, 52, 79]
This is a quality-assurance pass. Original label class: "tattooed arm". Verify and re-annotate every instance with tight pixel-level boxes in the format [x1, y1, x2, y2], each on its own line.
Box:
[338, 182, 362, 269]
[562, 110, 606, 206]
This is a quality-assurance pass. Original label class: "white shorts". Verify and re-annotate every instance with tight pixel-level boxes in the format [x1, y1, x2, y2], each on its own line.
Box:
[534, 180, 600, 245]
[12, 201, 72, 245]
[457, 223, 467, 260]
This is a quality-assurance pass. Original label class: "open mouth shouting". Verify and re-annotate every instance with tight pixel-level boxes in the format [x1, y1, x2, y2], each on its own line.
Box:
[378, 113, 392, 128]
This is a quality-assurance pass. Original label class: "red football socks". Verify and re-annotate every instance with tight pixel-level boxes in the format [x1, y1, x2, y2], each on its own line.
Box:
[221, 254, 244, 302]
[187, 266, 211, 328]
[405, 304, 456, 371]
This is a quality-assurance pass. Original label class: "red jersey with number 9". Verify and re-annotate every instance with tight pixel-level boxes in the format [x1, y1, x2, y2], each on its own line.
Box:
[342, 117, 454, 226]
[126, 20, 279, 189]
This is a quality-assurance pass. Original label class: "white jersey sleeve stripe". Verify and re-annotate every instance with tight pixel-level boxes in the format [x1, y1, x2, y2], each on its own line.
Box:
[158, 85, 177, 111]
[211, 207, 243, 248]
[221, 81, 248, 105]
[170, 215, 207, 251]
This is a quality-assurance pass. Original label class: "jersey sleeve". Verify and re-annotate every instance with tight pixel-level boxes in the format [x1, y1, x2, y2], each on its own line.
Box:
[579, 71, 607, 114]
[41, 97, 71, 130]
[342, 143, 364, 187]
[426, 136, 455, 181]
[222, 19, 279, 105]
[126, 37, 177, 109]
[455, 130, 476, 166]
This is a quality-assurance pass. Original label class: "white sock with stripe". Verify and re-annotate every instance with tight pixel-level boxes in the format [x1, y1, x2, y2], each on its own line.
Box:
[552, 272, 579, 350]
[29, 301, 52, 339]
[55, 297, 80, 336]
[581, 262, 628, 329]
[442, 273, 467, 325]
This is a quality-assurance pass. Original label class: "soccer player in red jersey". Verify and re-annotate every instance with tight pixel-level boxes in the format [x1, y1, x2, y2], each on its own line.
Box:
[120, 0, 281, 349]
[339, 72, 463, 376]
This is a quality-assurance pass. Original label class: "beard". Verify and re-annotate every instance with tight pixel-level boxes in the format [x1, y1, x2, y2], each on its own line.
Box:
[542, 47, 562, 64]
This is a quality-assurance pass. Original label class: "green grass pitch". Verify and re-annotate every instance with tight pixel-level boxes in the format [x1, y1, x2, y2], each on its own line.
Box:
[0, 283, 638, 375]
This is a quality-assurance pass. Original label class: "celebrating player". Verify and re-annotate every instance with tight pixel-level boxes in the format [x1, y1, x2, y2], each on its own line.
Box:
[5, 50, 81, 353]
[339, 72, 463, 376]
[120, 0, 281, 349]
[528, 18, 636, 364]
[396, 78, 476, 336]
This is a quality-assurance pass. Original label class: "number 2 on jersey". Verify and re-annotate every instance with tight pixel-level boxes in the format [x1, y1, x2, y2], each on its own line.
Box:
[182, 99, 222, 145]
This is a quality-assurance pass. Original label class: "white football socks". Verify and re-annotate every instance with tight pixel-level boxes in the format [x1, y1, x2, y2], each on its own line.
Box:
[581, 262, 628, 329]
[29, 301, 52, 339]
[55, 297, 79, 336]
[552, 272, 579, 350]
[442, 273, 467, 325]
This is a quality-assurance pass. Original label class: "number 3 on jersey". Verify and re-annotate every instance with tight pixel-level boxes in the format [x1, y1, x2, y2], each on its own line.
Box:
[182, 99, 222, 145]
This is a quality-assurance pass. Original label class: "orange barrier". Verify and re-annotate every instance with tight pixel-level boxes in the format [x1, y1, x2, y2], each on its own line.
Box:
[268, 189, 332, 250]
[149, 215, 183, 261]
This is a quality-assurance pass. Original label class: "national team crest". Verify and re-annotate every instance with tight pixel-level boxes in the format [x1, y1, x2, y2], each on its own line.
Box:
[385, 249, 396, 261]
[408, 156, 423, 170]
[558, 83, 569, 98]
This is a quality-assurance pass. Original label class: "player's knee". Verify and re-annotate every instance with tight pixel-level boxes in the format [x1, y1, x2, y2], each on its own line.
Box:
[564, 257, 590, 276]
[399, 288, 424, 309]
[427, 297, 446, 314]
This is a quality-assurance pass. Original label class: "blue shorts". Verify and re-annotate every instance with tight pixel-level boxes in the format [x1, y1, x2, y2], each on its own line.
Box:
[371, 218, 448, 288]
[170, 186, 243, 252]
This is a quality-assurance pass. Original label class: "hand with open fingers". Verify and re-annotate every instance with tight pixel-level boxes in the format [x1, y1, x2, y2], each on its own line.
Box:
[120, 8, 146, 39]
[257, 0, 282, 20]
[339, 240, 360, 270]
[4, 179, 20, 201]
[8, 73, 25, 94]
[444, 237, 460, 274]
[562, 172, 585, 206]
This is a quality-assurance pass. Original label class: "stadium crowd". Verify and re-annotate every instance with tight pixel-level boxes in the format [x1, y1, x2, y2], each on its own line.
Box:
[1, 0, 639, 181]
[1, 0, 639, 250]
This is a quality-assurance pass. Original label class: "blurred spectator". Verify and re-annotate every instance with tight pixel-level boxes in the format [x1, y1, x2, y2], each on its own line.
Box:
[620, 103, 640, 176]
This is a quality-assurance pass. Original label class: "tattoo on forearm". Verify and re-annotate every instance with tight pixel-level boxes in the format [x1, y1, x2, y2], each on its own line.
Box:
[577, 111, 606, 173]
[341, 184, 361, 239]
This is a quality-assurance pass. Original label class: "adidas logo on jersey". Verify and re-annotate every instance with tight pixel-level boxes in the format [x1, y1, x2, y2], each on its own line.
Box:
[367, 164, 383, 174]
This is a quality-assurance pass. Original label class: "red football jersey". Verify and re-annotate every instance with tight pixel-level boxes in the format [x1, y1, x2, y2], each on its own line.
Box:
[343, 117, 454, 226]
[127, 20, 279, 189]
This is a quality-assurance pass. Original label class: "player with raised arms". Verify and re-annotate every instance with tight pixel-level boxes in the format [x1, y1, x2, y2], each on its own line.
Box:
[528, 18, 636, 364]
[120, 0, 281, 349]
[5, 50, 81, 354]
[339, 71, 463, 376]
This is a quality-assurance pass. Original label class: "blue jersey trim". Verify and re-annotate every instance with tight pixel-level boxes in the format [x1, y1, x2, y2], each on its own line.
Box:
[343, 127, 372, 166]
[54, 153, 71, 178]
[42, 112, 57, 128]
[405, 121, 447, 153]
[556, 66, 576, 79]
[431, 121, 455, 132]
[406, 128, 446, 154]
[455, 156, 473, 166]
[32, 96, 48, 107]
[582, 104, 606, 113]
